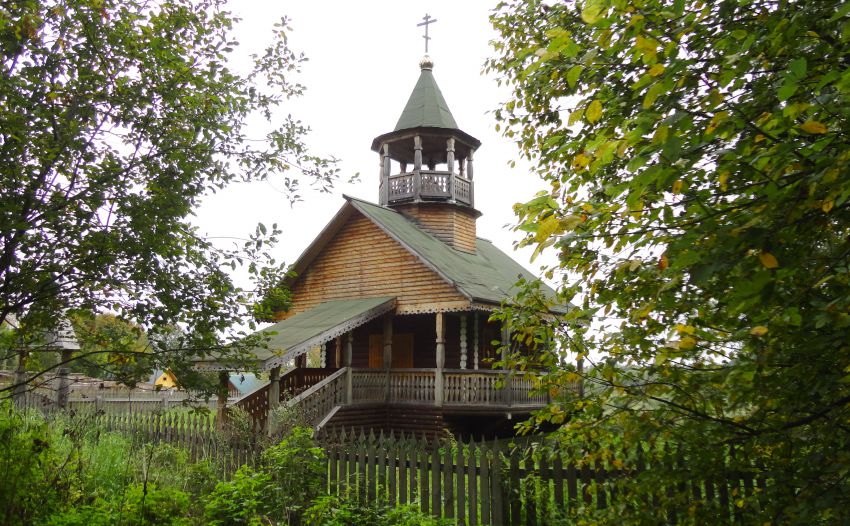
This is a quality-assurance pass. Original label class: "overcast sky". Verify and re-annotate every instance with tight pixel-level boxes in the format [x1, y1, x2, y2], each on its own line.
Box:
[195, 1, 556, 293]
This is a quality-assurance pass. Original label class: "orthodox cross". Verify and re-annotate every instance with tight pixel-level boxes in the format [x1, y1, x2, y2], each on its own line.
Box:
[417, 13, 437, 53]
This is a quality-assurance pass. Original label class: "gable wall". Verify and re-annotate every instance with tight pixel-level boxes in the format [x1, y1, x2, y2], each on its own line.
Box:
[286, 213, 469, 316]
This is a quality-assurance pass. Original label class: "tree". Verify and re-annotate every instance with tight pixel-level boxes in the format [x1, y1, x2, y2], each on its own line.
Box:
[487, 0, 850, 522]
[0, 1, 337, 390]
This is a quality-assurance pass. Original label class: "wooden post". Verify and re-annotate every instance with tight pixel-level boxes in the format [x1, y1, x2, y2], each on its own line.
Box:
[447, 138, 456, 202]
[435, 312, 445, 407]
[413, 135, 422, 202]
[216, 370, 229, 431]
[381, 143, 391, 205]
[268, 366, 281, 409]
[459, 314, 468, 370]
[501, 323, 512, 407]
[344, 331, 353, 404]
[473, 312, 480, 370]
[467, 149, 475, 208]
[56, 348, 72, 409]
[335, 336, 342, 368]
[383, 314, 393, 401]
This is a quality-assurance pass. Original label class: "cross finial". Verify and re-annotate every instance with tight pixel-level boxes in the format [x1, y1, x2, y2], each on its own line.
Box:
[417, 13, 437, 54]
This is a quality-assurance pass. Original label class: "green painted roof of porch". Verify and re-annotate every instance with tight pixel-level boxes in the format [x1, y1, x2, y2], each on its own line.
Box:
[253, 296, 396, 365]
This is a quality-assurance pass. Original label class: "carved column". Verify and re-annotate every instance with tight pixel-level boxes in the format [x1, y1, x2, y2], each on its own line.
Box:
[459, 314, 468, 369]
[344, 331, 353, 404]
[467, 149, 475, 208]
[267, 365, 281, 437]
[381, 143, 391, 205]
[413, 135, 422, 202]
[447, 138, 456, 202]
[473, 312, 479, 370]
[320, 346, 327, 368]
[383, 314, 393, 401]
[501, 323, 512, 407]
[435, 312, 445, 407]
[268, 366, 281, 410]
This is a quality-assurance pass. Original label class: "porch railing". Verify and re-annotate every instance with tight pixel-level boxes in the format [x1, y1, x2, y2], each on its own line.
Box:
[350, 368, 548, 408]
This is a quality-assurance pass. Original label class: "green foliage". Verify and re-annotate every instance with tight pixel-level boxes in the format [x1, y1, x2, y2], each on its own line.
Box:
[304, 496, 451, 526]
[0, 407, 68, 525]
[67, 312, 152, 382]
[203, 465, 274, 526]
[204, 426, 325, 525]
[0, 0, 338, 390]
[487, 0, 850, 523]
[46, 484, 191, 526]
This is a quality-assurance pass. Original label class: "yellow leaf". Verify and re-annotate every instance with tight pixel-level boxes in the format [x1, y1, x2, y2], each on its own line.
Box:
[572, 153, 590, 170]
[719, 171, 729, 191]
[586, 100, 603, 123]
[800, 120, 828, 134]
[676, 324, 695, 335]
[672, 179, 683, 195]
[750, 326, 769, 336]
[658, 254, 669, 270]
[759, 252, 779, 269]
[822, 199, 834, 213]
[648, 63, 665, 77]
[535, 215, 560, 242]
[679, 336, 697, 349]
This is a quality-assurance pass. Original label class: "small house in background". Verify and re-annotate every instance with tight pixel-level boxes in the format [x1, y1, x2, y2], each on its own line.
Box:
[195, 55, 568, 439]
[151, 369, 180, 390]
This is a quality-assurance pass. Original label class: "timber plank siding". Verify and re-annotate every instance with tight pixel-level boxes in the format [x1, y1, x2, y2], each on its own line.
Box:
[395, 203, 478, 253]
[287, 213, 469, 315]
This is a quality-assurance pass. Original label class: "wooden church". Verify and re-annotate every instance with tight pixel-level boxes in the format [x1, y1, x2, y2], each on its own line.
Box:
[197, 55, 565, 439]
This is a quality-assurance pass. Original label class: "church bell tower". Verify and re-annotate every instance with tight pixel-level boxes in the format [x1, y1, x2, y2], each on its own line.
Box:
[370, 55, 482, 254]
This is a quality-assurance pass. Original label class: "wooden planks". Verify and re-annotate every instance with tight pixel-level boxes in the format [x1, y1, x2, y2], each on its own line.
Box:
[287, 214, 468, 314]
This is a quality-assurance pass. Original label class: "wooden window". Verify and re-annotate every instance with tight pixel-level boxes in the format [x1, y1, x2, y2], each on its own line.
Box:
[368, 333, 414, 369]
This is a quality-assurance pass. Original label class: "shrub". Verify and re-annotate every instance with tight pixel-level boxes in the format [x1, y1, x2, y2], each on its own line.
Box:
[203, 465, 274, 526]
[304, 496, 451, 526]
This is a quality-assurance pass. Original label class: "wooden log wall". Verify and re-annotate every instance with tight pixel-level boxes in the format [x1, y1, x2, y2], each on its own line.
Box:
[394, 203, 478, 253]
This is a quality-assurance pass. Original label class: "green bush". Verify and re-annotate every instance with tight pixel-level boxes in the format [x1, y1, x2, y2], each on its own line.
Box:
[203, 465, 274, 526]
[45, 484, 191, 526]
[0, 407, 73, 525]
[304, 496, 451, 526]
[203, 426, 325, 525]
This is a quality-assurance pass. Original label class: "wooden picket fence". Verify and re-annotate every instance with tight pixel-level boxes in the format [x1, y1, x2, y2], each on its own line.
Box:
[321, 429, 761, 526]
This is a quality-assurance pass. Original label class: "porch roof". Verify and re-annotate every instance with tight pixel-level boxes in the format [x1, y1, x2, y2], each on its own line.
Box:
[192, 297, 396, 372]
[253, 296, 397, 371]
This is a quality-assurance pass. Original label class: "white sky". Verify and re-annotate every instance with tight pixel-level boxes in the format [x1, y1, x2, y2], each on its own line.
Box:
[195, 1, 557, 292]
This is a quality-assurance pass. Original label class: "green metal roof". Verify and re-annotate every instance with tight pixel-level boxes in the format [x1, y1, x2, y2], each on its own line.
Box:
[347, 197, 568, 313]
[394, 68, 458, 131]
[253, 297, 396, 368]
